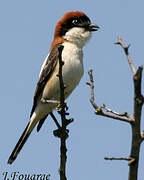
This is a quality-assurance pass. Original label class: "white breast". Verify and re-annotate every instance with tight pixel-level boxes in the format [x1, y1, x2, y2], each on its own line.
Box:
[61, 41, 84, 96]
[34, 42, 84, 119]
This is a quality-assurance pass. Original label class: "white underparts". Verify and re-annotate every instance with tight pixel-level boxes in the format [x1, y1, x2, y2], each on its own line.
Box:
[63, 27, 91, 48]
[33, 28, 92, 120]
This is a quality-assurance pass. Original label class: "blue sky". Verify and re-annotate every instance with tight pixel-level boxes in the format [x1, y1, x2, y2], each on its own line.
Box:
[0, 0, 144, 180]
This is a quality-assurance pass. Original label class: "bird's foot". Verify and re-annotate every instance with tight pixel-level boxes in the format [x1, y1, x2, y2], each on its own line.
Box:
[41, 98, 60, 104]
[56, 101, 69, 114]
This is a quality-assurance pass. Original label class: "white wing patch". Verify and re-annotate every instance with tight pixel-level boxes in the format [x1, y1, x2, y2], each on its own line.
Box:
[39, 54, 49, 78]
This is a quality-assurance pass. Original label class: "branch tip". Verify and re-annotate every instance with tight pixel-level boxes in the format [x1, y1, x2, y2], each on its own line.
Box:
[104, 157, 134, 162]
[115, 36, 136, 75]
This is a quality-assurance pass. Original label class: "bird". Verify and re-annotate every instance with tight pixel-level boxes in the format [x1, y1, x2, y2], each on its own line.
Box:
[8, 11, 99, 164]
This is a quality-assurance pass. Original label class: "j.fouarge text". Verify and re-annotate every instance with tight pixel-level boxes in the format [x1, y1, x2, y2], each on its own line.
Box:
[2, 171, 50, 180]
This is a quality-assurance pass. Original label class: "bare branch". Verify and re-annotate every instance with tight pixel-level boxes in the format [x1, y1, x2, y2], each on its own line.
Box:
[96, 111, 134, 123]
[115, 35, 136, 75]
[104, 157, 134, 161]
[88, 37, 144, 180]
[114, 37, 144, 180]
[105, 157, 136, 166]
[87, 70, 134, 123]
[50, 112, 61, 129]
[57, 45, 68, 180]
[128, 66, 144, 180]
[87, 69, 99, 110]
[102, 104, 130, 117]
[133, 66, 143, 103]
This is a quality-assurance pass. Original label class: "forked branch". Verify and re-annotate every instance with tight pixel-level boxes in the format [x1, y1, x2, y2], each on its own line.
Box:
[115, 35, 136, 75]
[87, 70, 134, 123]
[87, 36, 144, 180]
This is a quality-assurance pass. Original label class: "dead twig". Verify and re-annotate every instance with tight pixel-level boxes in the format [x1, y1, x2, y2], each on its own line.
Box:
[87, 36, 144, 180]
[102, 104, 129, 117]
[115, 36, 143, 180]
[115, 35, 136, 75]
[104, 157, 134, 161]
[87, 70, 134, 124]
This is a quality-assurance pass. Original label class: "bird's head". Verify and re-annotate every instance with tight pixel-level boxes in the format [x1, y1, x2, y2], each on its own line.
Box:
[51, 11, 99, 49]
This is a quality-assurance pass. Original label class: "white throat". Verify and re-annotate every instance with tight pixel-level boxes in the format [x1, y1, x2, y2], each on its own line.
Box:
[63, 27, 91, 48]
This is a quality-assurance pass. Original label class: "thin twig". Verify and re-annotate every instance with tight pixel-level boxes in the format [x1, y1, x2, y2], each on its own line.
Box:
[96, 111, 134, 123]
[87, 70, 99, 110]
[57, 45, 67, 180]
[104, 157, 136, 166]
[50, 112, 61, 129]
[104, 157, 133, 161]
[88, 36, 144, 180]
[115, 35, 136, 75]
[87, 70, 134, 123]
[102, 104, 129, 117]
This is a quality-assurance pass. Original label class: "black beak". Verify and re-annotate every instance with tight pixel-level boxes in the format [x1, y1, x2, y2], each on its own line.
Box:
[88, 23, 100, 31]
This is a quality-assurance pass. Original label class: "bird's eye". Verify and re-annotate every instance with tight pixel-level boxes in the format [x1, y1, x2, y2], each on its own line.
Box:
[72, 19, 78, 25]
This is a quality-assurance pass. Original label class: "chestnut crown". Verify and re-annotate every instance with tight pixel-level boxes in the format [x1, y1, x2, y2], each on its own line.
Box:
[54, 11, 99, 37]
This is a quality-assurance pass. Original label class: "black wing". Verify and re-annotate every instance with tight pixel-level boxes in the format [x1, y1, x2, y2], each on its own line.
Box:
[37, 115, 48, 132]
[30, 44, 62, 118]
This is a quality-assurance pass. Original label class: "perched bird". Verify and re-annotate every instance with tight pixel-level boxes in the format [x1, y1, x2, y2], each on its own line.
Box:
[8, 11, 99, 164]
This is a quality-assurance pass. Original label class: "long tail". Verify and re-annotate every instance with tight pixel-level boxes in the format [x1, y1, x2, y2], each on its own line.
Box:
[8, 114, 37, 164]
[37, 115, 48, 132]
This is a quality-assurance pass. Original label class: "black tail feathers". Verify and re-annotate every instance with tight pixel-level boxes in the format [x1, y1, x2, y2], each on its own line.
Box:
[8, 122, 31, 164]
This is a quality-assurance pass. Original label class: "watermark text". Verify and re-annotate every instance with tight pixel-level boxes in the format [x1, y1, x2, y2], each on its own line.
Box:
[2, 171, 50, 180]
